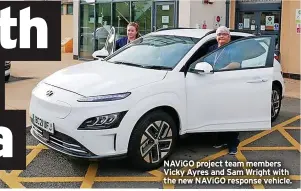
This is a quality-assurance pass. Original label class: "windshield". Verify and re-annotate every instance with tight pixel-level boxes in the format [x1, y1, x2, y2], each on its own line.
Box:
[106, 35, 200, 69]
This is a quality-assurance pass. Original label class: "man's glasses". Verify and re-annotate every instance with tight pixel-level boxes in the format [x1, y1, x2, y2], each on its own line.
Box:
[217, 33, 229, 36]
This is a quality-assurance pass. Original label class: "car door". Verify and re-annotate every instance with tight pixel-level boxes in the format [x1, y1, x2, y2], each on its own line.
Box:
[104, 26, 116, 55]
[92, 27, 116, 59]
[185, 35, 275, 133]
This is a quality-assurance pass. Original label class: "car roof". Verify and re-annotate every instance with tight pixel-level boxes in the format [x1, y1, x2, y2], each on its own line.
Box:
[149, 28, 254, 38]
[151, 28, 214, 38]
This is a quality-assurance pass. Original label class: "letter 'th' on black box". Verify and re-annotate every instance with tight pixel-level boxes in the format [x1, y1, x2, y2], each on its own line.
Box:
[0, 1, 61, 61]
[0, 110, 26, 170]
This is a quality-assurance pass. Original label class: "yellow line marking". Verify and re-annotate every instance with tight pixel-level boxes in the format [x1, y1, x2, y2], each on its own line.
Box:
[236, 151, 265, 189]
[10, 144, 43, 177]
[181, 150, 229, 172]
[0, 171, 25, 188]
[165, 175, 295, 179]
[26, 146, 37, 150]
[163, 183, 175, 189]
[240, 147, 297, 151]
[2, 116, 300, 188]
[278, 128, 301, 152]
[148, 170, 164, 179]
[154, 168, 175, 189]
[18, 177, 84, 182]
[283, 127, 301, 130]
[94, 177, 161, 182]
[80, 162, 98, 188]
[149, 167, 174, 188]
[12, 175, 301, 184]
[175, 115, 301, 176]
[289, 175, 301, 181]
[26, 145, 48, 150]
[156, 150, 229, 186]
[239, 115, 301, 147]
[162, 116, 301, 186]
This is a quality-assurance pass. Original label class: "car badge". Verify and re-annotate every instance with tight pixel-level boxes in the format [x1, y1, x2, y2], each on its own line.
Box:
[46, 90, 54, 97]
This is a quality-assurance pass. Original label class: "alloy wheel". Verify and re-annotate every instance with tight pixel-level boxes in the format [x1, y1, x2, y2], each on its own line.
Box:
[140, 120, 173, 164]
[271, 89, 280, 118]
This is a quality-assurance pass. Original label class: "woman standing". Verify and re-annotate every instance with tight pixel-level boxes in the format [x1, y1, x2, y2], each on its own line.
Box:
[115, 22, 140, 50]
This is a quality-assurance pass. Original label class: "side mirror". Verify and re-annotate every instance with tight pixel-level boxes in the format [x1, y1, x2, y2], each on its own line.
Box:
[92, 47, 109, 59]
[191, 62, 214, 74]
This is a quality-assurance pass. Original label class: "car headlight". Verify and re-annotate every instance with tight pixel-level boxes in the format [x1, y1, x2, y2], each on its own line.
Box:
[77, 92, 131, 102]
[78, 111, 127, 130]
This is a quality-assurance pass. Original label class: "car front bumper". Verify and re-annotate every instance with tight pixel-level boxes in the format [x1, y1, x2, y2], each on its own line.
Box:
[31, 125, 98, 158]
[29, 82, 134, 158]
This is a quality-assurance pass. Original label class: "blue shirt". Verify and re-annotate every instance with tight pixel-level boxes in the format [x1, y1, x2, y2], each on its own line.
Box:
[205, 44, 242, 70]
[116, 37, 128, 50]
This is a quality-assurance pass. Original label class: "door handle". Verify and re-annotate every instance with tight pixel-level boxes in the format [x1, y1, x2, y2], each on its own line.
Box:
[247, 78, 268, 83]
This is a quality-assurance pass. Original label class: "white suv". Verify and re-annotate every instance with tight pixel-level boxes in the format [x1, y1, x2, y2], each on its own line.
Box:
[29, 28, 284, 170]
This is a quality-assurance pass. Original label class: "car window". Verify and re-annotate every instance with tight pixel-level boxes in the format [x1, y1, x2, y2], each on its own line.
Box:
[190, 37, 272, 72]
[106, 35, 200, 69]
[241, 40, 269, 68]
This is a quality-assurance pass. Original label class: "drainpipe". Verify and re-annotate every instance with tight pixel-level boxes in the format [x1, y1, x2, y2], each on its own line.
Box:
[225, 0, 230, 28]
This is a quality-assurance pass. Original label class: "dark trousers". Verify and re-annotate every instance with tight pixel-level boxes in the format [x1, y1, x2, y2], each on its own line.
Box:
[216, 132, 240, 148]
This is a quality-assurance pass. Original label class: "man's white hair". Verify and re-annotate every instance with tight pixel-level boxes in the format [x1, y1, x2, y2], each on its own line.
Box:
[216, 26, 230, 35]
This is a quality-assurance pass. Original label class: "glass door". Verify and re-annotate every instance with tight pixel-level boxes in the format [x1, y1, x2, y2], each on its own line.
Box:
[236, 11, 281, 55]
[79, 3, 95, 59]
[132, 1, 152, 36]
[236, 12, 260, 35]
[259, 11, 281, 55]
[154, 2, 176, 31]
[95, 2, 112, 51]
[112, 2, 130, 39]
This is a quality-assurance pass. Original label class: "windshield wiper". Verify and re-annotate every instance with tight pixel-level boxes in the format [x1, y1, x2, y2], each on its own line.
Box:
[112, 61, 144, 68]
[143, 65, 173, 70]
[109, 61, 172, 70]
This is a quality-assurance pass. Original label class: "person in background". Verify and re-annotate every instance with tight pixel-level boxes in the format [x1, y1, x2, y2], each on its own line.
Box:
[207, 26, 241, 155]
[115, 22, 140, 50]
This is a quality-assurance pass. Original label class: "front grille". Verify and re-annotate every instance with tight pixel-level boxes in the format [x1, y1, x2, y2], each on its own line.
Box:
[32, 125, 97, 157]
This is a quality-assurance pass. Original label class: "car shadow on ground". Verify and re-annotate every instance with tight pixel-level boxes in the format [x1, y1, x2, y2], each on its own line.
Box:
[6, 76, 36, 83]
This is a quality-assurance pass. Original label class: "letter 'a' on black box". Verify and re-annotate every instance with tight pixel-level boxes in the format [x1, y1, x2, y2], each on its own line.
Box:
[0, 1, 61, 61]
[0, 110, 26, 170]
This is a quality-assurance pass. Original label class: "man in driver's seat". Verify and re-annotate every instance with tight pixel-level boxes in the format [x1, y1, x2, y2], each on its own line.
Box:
[207, 26, 241, 155]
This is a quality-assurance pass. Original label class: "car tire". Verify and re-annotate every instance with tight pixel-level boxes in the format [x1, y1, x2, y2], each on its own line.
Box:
[127, 110, 178, 171]
[5, 74, 10, 82]
[271, 85, 281, 122]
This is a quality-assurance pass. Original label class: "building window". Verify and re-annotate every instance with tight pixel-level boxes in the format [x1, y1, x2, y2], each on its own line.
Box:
[81, 0, 95, 3]
[132, 1, 152, 35]
[78, 0, 178, 59]
[95, 2, 112, 51]
[112, 2, 130, 37]
[67, 4, 73, 15]
[61, 4, 64, 15]
[79, 3, 95, 59]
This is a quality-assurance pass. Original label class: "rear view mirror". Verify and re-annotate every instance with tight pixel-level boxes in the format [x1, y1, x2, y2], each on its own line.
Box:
[191, 62, 214, 74]
[92, 48, 109, 59]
